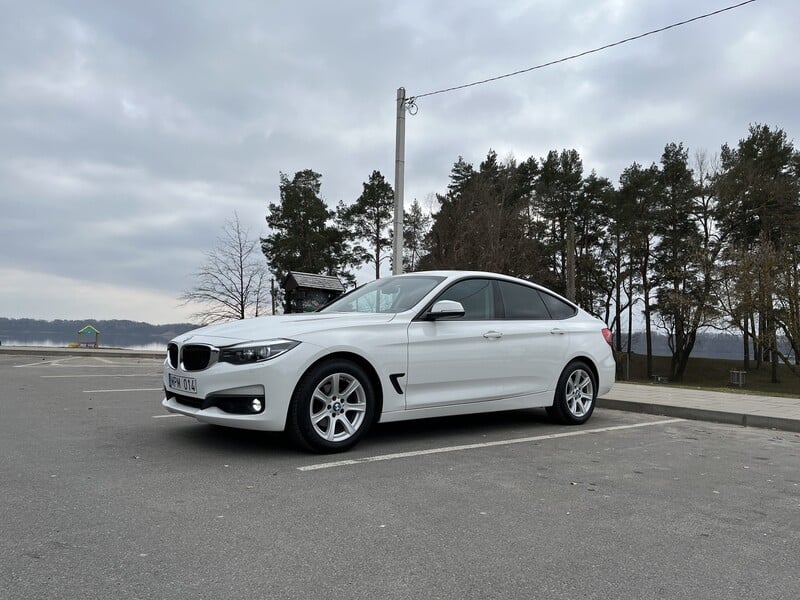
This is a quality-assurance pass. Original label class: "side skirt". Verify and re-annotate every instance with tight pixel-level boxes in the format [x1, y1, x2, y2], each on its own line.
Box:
[378, 391, 553, 423]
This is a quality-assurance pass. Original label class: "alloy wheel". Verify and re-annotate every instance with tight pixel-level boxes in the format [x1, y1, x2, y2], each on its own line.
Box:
[565, 368, 594, 418]
[309, 372, 367, 442]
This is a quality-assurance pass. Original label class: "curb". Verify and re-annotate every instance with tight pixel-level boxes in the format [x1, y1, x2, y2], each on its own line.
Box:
[0, 346, 163, 360]
[597, 397, 800, 434]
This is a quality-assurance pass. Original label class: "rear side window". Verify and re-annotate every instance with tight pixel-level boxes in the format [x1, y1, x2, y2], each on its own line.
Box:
[498, 281, 550, 320]
[540, 292, 577, 319]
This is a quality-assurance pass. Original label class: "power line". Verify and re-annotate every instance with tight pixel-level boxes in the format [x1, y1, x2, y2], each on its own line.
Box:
[407, 0, 758, 106]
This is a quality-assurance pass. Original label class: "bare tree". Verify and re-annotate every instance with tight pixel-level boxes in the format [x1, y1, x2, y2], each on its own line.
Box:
[181, 213, 271, 324]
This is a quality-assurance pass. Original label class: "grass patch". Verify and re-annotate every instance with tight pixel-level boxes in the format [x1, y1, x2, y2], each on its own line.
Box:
[617, 353, 800, 398]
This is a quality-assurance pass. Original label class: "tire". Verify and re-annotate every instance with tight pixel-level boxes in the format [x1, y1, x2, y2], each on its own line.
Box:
[288, 359, 376, 453]
[547, 361, 597, 425]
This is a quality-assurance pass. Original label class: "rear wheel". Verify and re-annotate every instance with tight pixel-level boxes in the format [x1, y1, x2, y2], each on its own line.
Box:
[288, 359, 375, 453]
[547, 361, 596, 425]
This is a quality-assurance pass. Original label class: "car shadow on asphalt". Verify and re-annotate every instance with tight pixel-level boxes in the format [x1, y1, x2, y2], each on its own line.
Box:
[159, 409, 555, 457]
[168, 422, 298, 456]
[363, 408, 556, 448]
[160, 407, 643, 457]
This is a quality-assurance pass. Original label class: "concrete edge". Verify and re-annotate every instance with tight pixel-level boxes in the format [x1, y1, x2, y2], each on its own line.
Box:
[743, 414, 800, 433]
[0, 346, 163, 360]
[597, 397, 800, 434]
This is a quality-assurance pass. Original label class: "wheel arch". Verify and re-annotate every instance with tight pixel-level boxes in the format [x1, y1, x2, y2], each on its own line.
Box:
[569, 355, 598, 388]
[551, 355, 599, 398]
[294, 351, 384, 424]
[547, 355, 599, 425]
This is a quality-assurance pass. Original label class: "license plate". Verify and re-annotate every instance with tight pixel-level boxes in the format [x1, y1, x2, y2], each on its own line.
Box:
[168, 374, 197, 394]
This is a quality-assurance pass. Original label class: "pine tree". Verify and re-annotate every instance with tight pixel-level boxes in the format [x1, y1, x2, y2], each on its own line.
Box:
[337, 170, 394, 279]
[403, 199, 431, 272]
[651, 143, 719, 381]
[535, 149, 584, 294]
[446, 156, 476, 200]
[261, 170, 354, 289]
[618, 161, 660, 379]
[716, 125, 800, 380]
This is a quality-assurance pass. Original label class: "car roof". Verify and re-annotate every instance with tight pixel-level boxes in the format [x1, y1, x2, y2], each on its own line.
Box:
[396, 270, 539, 286]
[396, 269, 513, 279]
[394, 270, 580, 310]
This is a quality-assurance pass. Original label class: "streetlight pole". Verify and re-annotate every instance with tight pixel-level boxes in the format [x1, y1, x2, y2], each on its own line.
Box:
[392, 87, 406, 275]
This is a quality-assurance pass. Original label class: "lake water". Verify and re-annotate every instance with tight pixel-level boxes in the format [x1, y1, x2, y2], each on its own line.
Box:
[2, 338, 166, 352]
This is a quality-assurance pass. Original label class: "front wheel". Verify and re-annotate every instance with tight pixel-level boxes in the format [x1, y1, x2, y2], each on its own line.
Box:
[547, 361, 596, 425]
[288, 359, 376, 453]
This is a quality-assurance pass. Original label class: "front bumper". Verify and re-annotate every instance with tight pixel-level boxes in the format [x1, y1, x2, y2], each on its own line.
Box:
[162, 395, 287, 431]
[161, 342, 317, 432]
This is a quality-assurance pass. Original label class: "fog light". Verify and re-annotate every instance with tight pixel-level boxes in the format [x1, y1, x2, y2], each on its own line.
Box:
[251, 398, 263, 413]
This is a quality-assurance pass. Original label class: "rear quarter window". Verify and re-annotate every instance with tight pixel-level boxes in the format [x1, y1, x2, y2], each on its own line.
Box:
[540, 292, 578, 319]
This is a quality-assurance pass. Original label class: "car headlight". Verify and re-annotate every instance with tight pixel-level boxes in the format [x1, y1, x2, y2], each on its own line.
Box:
[219, 339, 300, 365]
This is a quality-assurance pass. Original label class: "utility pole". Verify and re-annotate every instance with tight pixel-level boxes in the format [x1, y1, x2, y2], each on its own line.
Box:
[566, 221, 576, 302]
[392, 87, 406, 275]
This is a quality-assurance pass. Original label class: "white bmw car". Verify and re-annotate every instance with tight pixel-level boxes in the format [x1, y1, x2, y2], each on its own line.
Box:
[163, 271, 615, 452]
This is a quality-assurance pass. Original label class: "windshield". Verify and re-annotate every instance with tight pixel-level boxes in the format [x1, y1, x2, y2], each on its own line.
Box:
[320, 276, 444, 314]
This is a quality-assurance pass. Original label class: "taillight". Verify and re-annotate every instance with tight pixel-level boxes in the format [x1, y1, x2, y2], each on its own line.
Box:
[602, 328, 613, 346]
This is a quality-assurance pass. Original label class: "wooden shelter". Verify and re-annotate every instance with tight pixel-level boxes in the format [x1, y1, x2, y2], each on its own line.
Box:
[77, 324, 100, 348]
[282, 272, 345, 313]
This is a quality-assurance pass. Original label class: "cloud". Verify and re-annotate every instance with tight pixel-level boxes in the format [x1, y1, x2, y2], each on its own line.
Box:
[0, 0, 797, 322]
[0, 267, 194, 323]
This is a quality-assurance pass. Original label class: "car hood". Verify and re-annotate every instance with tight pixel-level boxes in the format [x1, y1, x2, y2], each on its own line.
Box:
[172, 312, 398, 346]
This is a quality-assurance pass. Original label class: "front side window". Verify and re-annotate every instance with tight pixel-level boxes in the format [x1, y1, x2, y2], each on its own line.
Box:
[497, 281, 550, 319]
[434, 278, 495, 320]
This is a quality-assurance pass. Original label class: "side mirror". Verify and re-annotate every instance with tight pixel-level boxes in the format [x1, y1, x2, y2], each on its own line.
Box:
[427, 300, 465, 320]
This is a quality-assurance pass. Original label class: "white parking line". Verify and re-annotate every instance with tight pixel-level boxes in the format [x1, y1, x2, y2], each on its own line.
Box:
[152, 414, 183, 419]
[15, 357, 81, 368]
[83, 388, 162, 393]
[42, 374, 161, 379]
[15, 360, 158, 369]
[298, 418, 685, 472]
[39, 364, 158, 369]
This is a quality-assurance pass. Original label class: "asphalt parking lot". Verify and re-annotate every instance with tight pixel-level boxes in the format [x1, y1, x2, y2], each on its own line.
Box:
[1, 354, 798, 600]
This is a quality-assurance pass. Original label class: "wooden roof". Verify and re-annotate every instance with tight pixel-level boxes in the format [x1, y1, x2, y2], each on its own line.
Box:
[283, 271, 345, 292]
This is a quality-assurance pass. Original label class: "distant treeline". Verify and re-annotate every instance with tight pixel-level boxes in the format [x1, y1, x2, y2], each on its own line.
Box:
[626, 332, 792, 362]
[0, 318, 196, 348]
[261, 124, 800, 382]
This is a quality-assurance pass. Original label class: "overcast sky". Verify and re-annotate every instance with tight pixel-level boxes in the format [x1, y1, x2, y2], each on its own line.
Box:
[1, 0, 797, 324]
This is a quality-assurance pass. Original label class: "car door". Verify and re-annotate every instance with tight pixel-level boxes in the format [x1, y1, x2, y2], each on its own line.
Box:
[405, 278, 508, 409]
[495, 281, 572, 396]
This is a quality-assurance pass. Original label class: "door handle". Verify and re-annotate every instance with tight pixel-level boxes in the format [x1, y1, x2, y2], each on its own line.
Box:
[483, 331, 503, 340]
[550, 328, 565, 335]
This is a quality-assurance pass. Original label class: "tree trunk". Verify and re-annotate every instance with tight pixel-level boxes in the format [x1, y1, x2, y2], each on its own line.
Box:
[642, 272, 653, 380]
[742, 314, 750, 370]
[771, 346, 780, 382]
[644, 306, 653, 379]
[673, 330, 697, 381]
[626, 275, 634, 382]
[614, 251, 622, 352]
[769, 315, 780, 384]
[753, 313, 762, 369]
